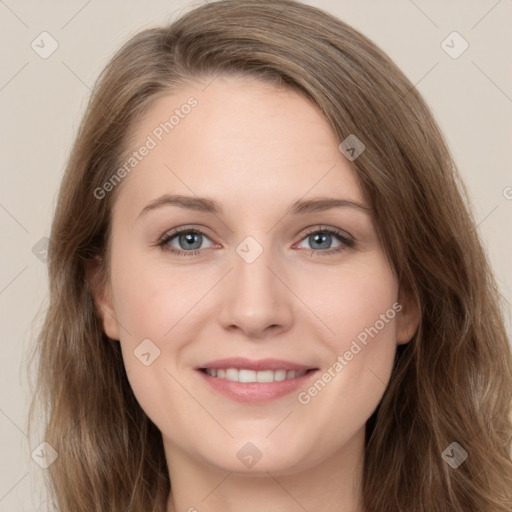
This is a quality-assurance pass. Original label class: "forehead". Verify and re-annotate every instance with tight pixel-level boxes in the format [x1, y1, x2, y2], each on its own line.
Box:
[113, 76, 364, 220]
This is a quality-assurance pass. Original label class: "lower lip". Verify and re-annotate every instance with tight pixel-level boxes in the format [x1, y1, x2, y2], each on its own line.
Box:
[197, 369, 318, 403]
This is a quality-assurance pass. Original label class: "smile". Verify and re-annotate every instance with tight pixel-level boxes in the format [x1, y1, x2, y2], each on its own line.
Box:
[196, 358, 318, 403]
[201, 368, 310, 382]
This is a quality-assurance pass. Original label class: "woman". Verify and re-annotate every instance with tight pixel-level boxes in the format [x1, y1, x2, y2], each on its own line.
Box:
[31, 0, 512, 510]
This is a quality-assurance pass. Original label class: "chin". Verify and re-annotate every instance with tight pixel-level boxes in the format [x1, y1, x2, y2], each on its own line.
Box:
[198, 436, 317, 475]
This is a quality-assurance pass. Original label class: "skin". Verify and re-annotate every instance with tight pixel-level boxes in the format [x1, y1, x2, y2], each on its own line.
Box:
[91, 76, 419, 512]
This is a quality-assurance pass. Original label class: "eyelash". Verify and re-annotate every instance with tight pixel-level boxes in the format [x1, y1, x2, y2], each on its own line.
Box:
[155, 225, 355, 258]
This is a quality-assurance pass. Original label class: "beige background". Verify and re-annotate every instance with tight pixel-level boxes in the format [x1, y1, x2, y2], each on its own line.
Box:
[1, 0, 511, 510]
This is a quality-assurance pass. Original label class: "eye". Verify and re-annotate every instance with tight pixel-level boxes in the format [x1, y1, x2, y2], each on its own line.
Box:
[157, 227, 215, 257]
[156, 224, 355, 258]
[295, 226, 355, 256]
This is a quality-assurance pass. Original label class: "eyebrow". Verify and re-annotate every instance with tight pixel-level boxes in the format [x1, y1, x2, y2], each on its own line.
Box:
[137, 193, 371, 218]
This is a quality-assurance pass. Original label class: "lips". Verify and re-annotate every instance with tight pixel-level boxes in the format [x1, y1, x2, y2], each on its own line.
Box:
[196, 357, 318, 403]
[197, 357, 315, 372]
[203, 368, 308, 382]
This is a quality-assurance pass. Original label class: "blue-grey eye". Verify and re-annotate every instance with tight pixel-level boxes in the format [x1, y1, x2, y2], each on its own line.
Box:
[297, 231, 343, 251]
[169, 231, 214, 251]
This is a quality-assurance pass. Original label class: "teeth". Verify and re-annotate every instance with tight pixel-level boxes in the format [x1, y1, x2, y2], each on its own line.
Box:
[225, 368, 238, 381]
[239, 369, 257, 382]
[205, 368, 308, 382]
[256, 370, 273, 382]
[274, 369, 287, 381]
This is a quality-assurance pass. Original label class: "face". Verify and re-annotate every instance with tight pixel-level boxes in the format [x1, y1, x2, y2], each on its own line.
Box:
[92, 76, 419, 476]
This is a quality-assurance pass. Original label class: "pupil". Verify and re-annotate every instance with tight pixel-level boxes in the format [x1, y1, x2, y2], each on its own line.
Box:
[312, 233, 330, 249]
[180, 232, 201, 250]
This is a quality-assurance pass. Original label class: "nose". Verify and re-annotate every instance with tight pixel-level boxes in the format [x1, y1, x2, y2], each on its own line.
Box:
[217, 242, 294, 340]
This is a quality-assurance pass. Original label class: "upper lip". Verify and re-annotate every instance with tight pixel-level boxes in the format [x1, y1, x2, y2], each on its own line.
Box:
[197, 357, 317, 372]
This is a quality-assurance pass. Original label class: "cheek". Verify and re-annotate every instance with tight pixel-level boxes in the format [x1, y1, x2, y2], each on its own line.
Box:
[293, 254, 399, 425]
[110, 246, 201, 340]
[109, 248, 214, 409]
[298, 253, 399, 349]
[110, 253, 195, 425]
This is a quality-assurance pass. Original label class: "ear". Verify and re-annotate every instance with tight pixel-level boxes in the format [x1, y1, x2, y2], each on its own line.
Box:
[85, 259, 120, 340]
[395, 282, 420, 345]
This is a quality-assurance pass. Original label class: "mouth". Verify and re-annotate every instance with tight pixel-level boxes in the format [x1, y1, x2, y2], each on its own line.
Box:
[196, 358, 319, 403]
[198, 367, 315, 382]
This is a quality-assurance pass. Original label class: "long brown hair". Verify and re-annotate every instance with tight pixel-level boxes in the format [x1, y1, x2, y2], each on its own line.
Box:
[30, 0, 512, 510]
